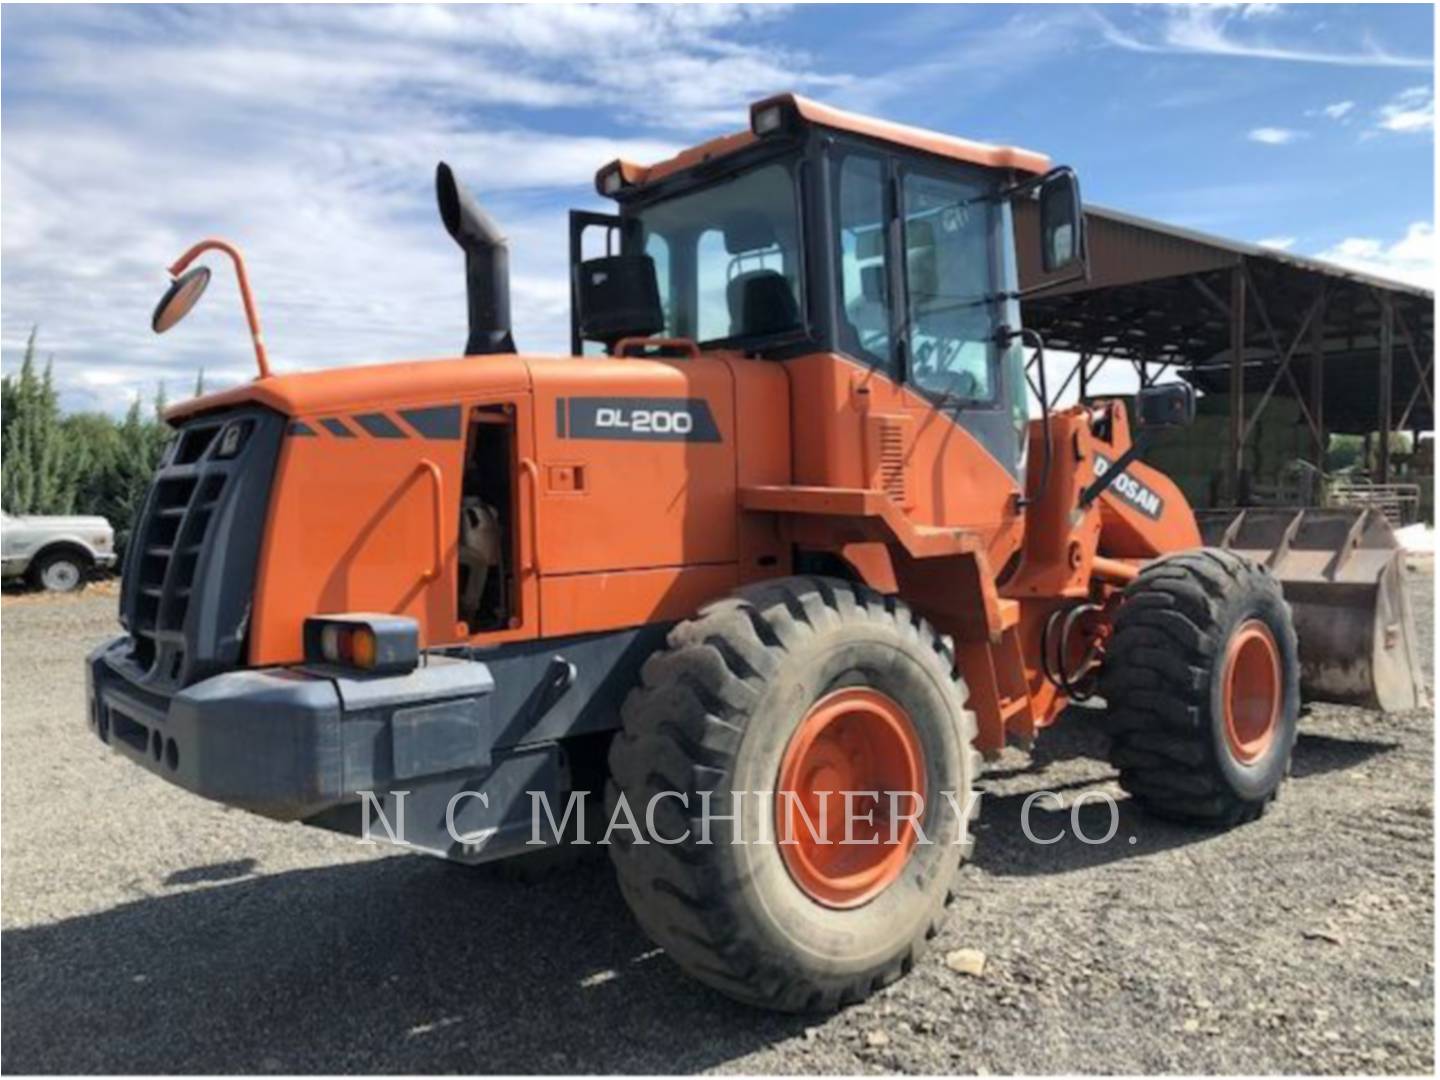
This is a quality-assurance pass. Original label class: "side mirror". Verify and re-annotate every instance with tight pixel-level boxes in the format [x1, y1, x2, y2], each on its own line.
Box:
[1038, 168, 1086, 275]
[575, 254, 664, 348]
[151, 266, 211, 333]
[1136, 382, 1196, 429]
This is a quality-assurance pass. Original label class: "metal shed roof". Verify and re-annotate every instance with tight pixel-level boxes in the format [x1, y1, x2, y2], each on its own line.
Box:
[1015, 202, 1434, 435]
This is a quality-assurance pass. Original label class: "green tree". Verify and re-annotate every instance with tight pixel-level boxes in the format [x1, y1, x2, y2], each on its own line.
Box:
[1, 329, 85, 514]
[104, 386, 171, 554]
[2, 327, 198, 554]
[1, 371, 17, 447]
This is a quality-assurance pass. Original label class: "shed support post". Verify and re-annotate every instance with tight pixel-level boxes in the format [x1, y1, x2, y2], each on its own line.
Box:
[1379, 291, 1394, 484]
[1078, 352, 1090, 402]
[1309, 296, 1325, 469]
[1228, 264, 1246, 505]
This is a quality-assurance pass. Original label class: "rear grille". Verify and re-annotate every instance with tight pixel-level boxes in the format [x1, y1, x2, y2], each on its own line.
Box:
[119, 408, 285, 689]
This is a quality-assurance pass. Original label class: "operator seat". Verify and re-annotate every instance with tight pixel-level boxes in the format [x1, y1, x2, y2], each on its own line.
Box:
[727, 270, 800, 338]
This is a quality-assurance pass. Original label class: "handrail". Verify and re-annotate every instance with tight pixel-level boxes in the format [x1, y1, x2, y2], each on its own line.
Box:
[519, 457, 541, 574]
[418, 459, 443, 582]
[613, 336, 702, 360]
[167, 238, 271, 379]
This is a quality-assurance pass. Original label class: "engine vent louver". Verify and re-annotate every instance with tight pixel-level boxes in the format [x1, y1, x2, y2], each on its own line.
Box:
[866, 413, 913, 509]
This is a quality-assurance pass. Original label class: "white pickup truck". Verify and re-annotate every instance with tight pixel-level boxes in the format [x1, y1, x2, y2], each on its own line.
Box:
[0, 510, 117, 592]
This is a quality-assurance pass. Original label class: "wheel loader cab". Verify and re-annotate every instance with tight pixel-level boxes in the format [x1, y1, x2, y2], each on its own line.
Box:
[573, 96, 1085, 488]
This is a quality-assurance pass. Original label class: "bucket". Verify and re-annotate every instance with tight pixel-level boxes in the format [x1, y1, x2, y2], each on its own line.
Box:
[1195, 507, 1426, 713]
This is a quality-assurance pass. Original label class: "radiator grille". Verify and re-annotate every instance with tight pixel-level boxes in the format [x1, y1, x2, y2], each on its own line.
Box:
[118, 408, 284, 688]
[129, 468, 227, 676]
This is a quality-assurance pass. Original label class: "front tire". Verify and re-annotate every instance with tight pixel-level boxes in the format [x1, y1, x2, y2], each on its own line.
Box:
[607, 576, 980, 1012]
[1101, 549, 1299, 826]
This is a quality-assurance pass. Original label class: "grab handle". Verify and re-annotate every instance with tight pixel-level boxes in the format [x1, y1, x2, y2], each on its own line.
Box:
[613, 337, 701, 360]
[418, 459, 443, 582]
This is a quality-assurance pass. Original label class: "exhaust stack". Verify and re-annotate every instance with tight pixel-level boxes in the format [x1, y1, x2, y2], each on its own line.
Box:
[436, 162, 514, 355]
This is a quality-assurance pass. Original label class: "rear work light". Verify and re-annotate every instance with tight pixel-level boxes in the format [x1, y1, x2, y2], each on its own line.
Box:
[596, 160, 632, 198]
[303, 614, 419, 676]
[752, 104, 785, 135]
[750, 97, 798, 137]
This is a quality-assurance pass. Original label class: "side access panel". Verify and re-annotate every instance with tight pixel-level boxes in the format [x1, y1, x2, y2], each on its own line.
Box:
[529, 356, 738, 575]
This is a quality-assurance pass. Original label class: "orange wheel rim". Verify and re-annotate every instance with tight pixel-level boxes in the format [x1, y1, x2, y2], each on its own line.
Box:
[1222, 619, 1282, 765]
[775, 688, 926, 909]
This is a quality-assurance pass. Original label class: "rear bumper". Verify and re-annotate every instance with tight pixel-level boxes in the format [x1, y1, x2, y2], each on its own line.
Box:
[85, 637, 568, 860]
[94, 553, 118, 571]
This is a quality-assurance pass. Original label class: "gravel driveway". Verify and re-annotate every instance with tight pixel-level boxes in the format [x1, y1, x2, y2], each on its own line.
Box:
[2, 567, 1432, 1074]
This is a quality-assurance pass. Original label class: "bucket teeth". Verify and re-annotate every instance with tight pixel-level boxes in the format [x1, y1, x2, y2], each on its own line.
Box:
[1196, 507, 1426, 713]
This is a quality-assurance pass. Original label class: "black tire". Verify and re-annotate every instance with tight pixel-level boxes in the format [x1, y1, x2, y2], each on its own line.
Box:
[606, 576, 980, 1012]
[30, 548, 89, 594]
[1101, 548, 1299, 826]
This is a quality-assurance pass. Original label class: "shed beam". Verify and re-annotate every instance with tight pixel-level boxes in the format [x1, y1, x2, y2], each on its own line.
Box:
[1391, 301, 1433, 406]
[1397, 376, 1426, 433]
[1378, 291, 1394, 484]
[1239, 263, 1325, 449]
[1309, 299, 1325, 468]
[1228, 264, 1246, 505]
[1238, 282, 1326, 447]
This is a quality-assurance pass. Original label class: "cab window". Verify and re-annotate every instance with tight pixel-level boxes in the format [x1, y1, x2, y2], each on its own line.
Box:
[835, 152, 892, 371]
[901, 169, 1001, 403]
[635, 163, 803, 345]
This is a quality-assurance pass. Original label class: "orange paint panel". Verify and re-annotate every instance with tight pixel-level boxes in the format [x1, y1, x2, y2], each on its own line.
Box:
[250, 422, 467, 665]
[606, 94, 1049, 197]
[169, 354, 533, 423]
[728, 357, 792, 583]
[528, 356, 738, 575]
[784, 353, 1023, 571]
[540, 563, 739, 637]
[1076, 399, 1201, 558]
[781, 94, 1049, 175]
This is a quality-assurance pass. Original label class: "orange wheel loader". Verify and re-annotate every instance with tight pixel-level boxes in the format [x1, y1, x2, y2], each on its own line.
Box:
[88, 94, 1424, 1012]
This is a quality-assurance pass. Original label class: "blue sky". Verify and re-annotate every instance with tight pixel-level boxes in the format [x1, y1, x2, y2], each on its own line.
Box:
[1, 3, 1433, 413]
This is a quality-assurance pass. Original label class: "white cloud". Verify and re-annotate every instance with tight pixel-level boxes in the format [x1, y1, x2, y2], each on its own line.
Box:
[1258, 236, 1297, 251]
[1094, 6, 1430, 68]
[1375, 86, 1434, 133]
[1322, 100, 1355, 119]
[831, 7, 1092, 121]
[0, 4, 846, 413]
[1248, 127, 1305, 145]
[1313, 222, 1435, 290]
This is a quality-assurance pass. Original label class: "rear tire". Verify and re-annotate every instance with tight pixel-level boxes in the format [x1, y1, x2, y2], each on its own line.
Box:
[31, 549, 88, 594]
[606, 576, 980, 1012]
[1101, 549, 1299, 826]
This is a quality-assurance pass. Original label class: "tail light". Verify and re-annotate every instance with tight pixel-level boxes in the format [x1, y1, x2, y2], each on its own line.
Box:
[303, 614, 419, 676]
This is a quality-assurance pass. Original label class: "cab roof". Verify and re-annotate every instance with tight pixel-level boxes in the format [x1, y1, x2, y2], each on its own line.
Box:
[600, 92, 1051, 192]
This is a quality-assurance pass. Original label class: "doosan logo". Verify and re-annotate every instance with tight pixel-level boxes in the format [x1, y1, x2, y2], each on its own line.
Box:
[1093, 454, 1164, 519]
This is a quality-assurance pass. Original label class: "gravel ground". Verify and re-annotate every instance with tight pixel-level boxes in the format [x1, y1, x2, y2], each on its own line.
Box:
[2, 565, 1433, 1074]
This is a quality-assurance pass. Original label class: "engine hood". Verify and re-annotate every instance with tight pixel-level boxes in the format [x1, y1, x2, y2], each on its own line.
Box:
[165, 354, 545, 424]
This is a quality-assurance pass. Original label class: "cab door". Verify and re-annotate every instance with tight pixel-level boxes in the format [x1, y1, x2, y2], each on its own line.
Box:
[894, 159, 1028, 485]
